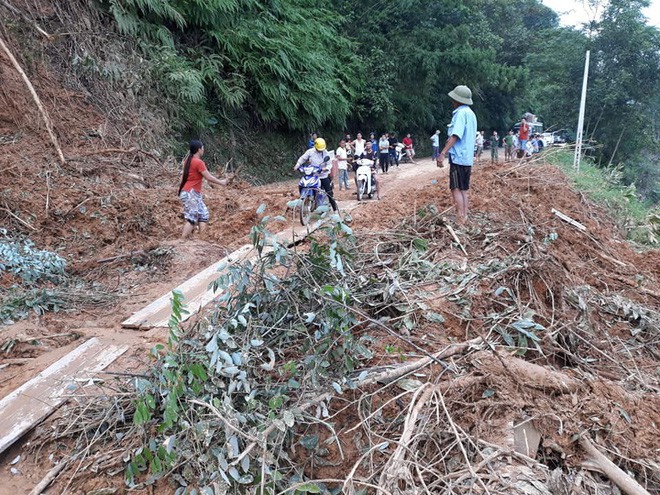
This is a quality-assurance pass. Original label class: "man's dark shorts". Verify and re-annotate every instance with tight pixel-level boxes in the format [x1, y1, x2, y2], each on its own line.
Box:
[449, 157, 472, 191]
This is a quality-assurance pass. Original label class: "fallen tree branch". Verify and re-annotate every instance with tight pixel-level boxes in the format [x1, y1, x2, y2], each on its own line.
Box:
[231, 337, 482, 467]
[96, 250, 146, 264]
[1, 204, 37, 231]
[378, 384, 434, 489]
[0, 32, 65, 165]
[579, 436, 651, 495]
[607, 274, 660, 299]
[68, 147, 162, 164]
[0, 0, 52, 39]
[446, 222, 468, 256]
[29, 461, 68, 495]
[470, 351, 580, 393]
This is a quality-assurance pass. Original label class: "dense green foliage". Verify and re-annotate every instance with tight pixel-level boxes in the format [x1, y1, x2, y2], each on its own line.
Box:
[100, 0, 659, 200]
[103, 0, 360, 130]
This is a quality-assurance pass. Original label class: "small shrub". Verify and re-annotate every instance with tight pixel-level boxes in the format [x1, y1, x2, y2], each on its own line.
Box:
[0, 232, 67, 285]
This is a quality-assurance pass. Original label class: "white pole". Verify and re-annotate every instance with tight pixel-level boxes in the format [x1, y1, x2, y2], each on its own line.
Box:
[574, 50, 590, 172]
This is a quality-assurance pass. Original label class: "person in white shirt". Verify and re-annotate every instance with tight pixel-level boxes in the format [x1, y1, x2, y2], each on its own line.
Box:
[352, 132, 366, 158]
[431, 130, 441, 161]
[378, 134, 390, 173]
[475, 131, 484, 162]
[336, 139, 349, 190]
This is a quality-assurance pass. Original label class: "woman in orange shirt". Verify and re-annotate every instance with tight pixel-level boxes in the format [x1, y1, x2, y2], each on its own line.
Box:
[178, 140, 228, 239]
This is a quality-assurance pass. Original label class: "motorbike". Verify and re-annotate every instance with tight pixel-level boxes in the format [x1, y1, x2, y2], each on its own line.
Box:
[297, 156, 330, 226]
[395, 142, 408, 163]
[354, 157, 377, 201]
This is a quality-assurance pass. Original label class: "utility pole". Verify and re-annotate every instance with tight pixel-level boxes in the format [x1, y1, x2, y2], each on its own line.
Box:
[574, 50, 590, 172]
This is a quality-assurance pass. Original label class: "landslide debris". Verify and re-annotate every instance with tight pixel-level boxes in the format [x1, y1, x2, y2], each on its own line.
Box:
[29, 161, 660, 494]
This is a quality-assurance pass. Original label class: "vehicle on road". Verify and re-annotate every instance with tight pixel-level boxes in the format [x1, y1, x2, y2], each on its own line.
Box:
[355, 158, 378, 201]
[395, 142, 409, 163]
[297, 156, 330, 225]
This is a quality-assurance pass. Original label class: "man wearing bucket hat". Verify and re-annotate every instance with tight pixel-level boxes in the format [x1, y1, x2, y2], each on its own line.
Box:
[437, 85, 477, 225]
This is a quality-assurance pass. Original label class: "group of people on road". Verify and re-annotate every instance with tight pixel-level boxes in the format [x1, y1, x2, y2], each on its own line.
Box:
[308, 131, 417, 175]
[294, 130, 420, 207]
[176, 86, 477, 237]
[473, 121, 547, 164]
[178, 81, 557, 235]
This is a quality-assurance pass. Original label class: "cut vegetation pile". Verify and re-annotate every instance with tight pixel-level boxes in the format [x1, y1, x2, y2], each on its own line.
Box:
[32, 161, 660, 495]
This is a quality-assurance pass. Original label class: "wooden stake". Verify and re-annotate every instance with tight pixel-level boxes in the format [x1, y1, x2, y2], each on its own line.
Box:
[0, 32, 66, 165]
[28, 461, 68, 495]
[552, 208, 587, 231]
[579, 436, 651, 495]
[446, 223, 468, 256]
[1, 204, 36, 231]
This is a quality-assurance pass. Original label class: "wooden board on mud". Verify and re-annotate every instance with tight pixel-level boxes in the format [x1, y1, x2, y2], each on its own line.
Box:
[120, 210, 357, 330]
[121, 243, 257, 330]
[0, 337, 128, 455]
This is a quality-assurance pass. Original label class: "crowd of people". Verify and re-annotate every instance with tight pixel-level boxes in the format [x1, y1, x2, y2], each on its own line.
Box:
[294, 130, 419, 207]
[306, 130, 417, 176]
[474, 118, 546, 164]
[176, 84, 552, 237]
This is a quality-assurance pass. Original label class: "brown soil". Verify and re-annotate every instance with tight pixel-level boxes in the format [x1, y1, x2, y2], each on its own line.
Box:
[1, 4, 660, 493]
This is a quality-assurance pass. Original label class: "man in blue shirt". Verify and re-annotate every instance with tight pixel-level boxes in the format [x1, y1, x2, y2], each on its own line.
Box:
[437, 85, 477, 225]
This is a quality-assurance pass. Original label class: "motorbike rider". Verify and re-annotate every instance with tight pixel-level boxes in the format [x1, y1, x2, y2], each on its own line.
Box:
[370, 159, 382, 200]
[355, 154, 382, 201]
[294, 138, 338, 212]
[403, 133, 416, 164]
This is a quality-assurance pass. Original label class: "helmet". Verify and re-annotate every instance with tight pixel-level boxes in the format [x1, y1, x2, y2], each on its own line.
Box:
[314, 138, 326, 151]
[448, 85, 473, 105]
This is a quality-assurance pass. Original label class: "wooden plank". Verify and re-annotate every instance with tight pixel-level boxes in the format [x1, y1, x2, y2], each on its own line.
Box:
[0, 337, 128, 455]
[124, 200, 363, 330]
[121, 244, 256, 329]
[551, 208, 587, 231]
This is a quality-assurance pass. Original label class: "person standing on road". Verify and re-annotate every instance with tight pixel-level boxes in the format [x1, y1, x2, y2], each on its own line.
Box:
[379, 133, 390, 173]
[388, 132, 400, 168]
[336, 138, 350, 191]
[504, 131, 514, 161]
[475, 131, 484, 162]
[294, 138, 338, 212]
[431, 130, 441, 160]
[490, 131, 499, 164]
[437, 85, 477, 226]
[370, 133, 379, 169]
[178, 140, 228, 239]
[518, 117, 530, 157]
[352, 132, 366, 159]
[403, 133, 416, 163]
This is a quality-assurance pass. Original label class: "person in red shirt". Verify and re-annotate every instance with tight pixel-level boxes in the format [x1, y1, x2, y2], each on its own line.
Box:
[402, 133, 416, 164]
[177, 140, 228, 239]
[518, 117, 530, 158]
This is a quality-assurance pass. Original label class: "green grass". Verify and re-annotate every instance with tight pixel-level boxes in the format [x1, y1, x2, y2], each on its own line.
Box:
[546, 150, 658, 245]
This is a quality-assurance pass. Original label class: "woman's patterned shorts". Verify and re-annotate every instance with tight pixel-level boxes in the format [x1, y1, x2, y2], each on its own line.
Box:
[179, 190, 209, 224]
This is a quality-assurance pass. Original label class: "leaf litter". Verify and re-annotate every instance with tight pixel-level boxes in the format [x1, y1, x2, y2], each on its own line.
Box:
[27, 160, 660, 495]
